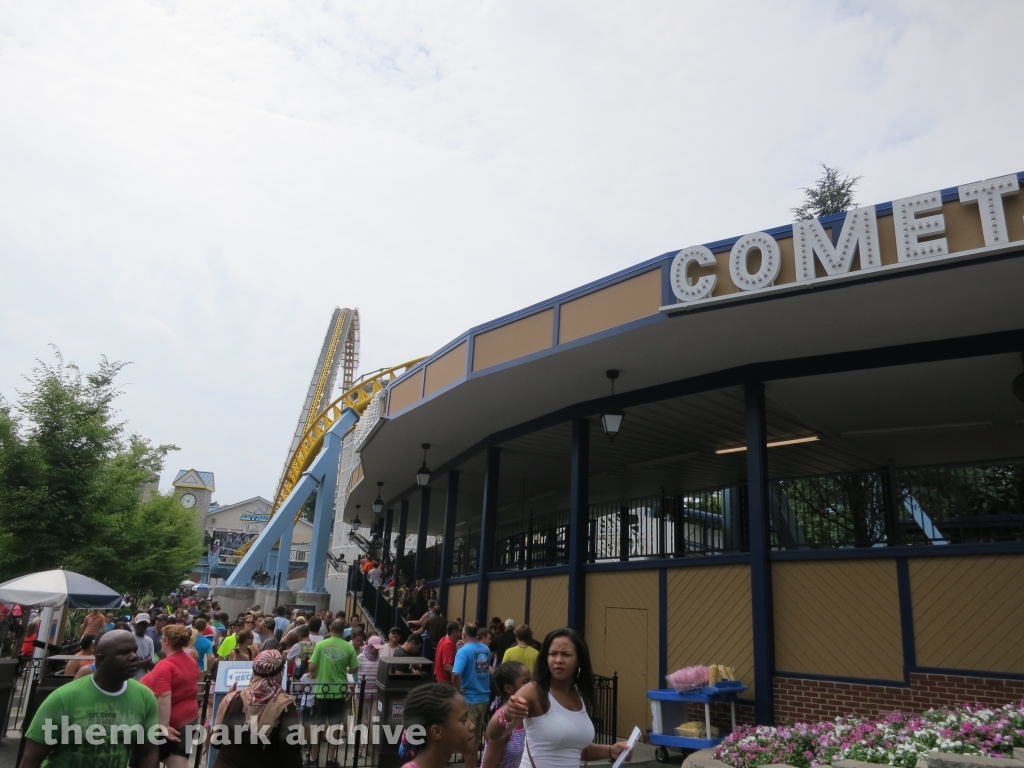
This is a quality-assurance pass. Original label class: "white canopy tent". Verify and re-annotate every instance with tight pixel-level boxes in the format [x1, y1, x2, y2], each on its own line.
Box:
[0, 569, 122, 662]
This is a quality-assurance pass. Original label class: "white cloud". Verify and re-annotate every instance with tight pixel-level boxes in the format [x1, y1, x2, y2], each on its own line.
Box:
[1, 0, 1022, 501]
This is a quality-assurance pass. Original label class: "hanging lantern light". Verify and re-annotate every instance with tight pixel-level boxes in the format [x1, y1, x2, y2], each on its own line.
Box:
[372, 482, 385, 515]
[600, 369, 625, 440]
[351, 505, 362, 529]
[415, 443, 432, 487]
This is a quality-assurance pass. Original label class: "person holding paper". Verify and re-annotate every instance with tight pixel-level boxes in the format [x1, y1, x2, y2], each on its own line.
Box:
[496, 628, 631, 768]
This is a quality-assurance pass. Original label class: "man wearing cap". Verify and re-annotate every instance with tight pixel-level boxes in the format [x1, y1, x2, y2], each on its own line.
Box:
[489, 619, 517, 664]
[132, 614, 156, 680]
[379, 627, 402, 658]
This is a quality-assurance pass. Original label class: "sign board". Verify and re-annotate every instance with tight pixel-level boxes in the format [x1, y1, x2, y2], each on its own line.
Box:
[214, 661, 253, 693]
[661, 172, 1024, 311]
[240, 514, 271, 522]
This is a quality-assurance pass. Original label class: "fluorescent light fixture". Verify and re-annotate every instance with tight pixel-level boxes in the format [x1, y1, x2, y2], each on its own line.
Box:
[842, 421, 991, 437]
[715, 435, 819, 455]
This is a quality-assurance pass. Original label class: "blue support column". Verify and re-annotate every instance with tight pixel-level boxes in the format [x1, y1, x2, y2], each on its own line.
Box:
[415, 487, 431, 579]
[476, 448, 501, 624]
[396, 500, 410, 570]
[276, 515, 294, 586]
[438, 471, 459, 612]
[228, 408, 358, 588]
[304, 425, 348, 593]
[383, 507, 394, 561]
[568, 418, 589, 632]
[745, 381, 775, 725]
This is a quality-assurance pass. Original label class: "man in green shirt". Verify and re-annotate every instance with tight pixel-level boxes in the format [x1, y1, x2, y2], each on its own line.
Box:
[23, 630, 165, 768]
[216, 620, 242, 658]
[309, 618, 359, 766]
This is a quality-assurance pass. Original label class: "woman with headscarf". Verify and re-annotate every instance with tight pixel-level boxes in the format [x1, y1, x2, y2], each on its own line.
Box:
[212, 649, 302, 768]
[357, 635, 383, 691]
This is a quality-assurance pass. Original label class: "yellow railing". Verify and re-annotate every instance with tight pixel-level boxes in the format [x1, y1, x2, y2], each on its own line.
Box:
[232, 357, 424, 558]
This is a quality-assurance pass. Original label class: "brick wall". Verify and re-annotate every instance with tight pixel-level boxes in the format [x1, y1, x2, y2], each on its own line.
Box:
[774, 672, 1024, 724]
[687, 701, 757, 732]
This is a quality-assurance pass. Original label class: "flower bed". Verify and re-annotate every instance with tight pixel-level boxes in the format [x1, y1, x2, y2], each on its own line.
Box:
[713, 701, 1024, 768]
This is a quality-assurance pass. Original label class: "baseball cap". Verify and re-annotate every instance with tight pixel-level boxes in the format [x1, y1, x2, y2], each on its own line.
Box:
[133, 613, 151, 625]
[505, 619, 515, 628]
[367, 635, 383, 649]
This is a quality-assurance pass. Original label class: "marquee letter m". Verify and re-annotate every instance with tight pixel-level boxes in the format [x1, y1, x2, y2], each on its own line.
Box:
[793, 206, 882, 282]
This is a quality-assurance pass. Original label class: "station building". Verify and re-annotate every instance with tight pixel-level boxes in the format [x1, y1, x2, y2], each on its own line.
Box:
[342, 171, 1024, 733]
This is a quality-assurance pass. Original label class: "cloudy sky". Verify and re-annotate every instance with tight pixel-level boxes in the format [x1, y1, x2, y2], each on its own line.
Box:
[1, 1, 1022, 504]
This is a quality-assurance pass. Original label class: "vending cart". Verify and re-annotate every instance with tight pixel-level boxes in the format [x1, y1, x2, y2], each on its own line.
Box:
[647, 682, 748, 763]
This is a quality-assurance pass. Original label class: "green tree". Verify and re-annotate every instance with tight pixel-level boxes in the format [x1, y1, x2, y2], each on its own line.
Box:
[0, 349, 201, 599]
[791, 163, 862, 220]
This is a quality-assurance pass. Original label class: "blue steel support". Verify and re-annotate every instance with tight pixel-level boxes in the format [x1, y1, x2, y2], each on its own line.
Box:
[227, 475, 315, 586]
[227, 409, 358, 586]
[896, 557, 917, 681]
[384, 508, 394, 560]
[415, 487, 430, 579]
[276, 516, 294, 586]
[659, 568, 668, 686]
[476, 448, 501, 624]
[396, 500, 410, 568]
[438, 471, 460, 612]
[745, 381, 775, 725]
[303, 412, 359, 593]
[568, 418, 589, 632]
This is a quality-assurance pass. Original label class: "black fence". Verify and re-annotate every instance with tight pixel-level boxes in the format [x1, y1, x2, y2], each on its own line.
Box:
[494, 509, 571, 570]
[772, 460, 1024, 549]
[592, 673, 618, 743]
[379, 461, 1024, 579]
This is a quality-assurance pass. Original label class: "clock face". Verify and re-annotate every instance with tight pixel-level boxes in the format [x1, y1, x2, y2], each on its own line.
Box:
[180, 493, 197, 509]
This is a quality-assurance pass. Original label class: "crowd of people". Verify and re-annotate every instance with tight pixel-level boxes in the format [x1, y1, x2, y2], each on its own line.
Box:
[16, 576, 634, 768]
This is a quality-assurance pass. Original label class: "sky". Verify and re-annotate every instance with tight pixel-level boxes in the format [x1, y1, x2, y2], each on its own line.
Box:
[1, 1, 1022, 504]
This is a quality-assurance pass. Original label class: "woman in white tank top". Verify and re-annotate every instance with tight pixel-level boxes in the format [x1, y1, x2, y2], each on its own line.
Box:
[489, 628, 631, 768]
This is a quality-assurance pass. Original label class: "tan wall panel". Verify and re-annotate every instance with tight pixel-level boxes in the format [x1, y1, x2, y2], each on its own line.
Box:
[877, 214, 899, 266]
[557, 270, 661, 344]
[424, 342, 467, 397]
[388, 370, 423, 415]
[773, 560, 903, 681]
[586, 571, 660, 735]
[446, 583, 465, 622]
[911, 555, 1024, 674]
[489, 580, 528, 627]
[667, 565, 754, 700]
[528, 575, 568, 641]
[941, 199, 987, 253]
[464, 581, 479, 624]
[472, 310, 553, 371]
[1002, 192, 1024, 243]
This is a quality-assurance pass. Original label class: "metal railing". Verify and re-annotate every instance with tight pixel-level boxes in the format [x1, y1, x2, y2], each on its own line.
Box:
[387, 461, 1024, 574]
[771, 460, 1024, 549]
[494, 509, 571, 570]
[592, 673, 619, 743]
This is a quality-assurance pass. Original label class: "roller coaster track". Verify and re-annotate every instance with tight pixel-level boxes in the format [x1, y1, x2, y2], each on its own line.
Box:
[233, 356, 424, 558]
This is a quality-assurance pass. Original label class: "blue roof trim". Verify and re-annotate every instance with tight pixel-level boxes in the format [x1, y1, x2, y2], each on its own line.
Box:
[388, 171, 1024, 393]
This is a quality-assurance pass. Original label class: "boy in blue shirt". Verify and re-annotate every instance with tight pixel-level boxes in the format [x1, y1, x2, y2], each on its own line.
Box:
[451, 623, 491, 768]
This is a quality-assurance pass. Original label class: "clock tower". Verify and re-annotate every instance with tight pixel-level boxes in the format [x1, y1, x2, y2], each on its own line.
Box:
[172, 469, 215, 534]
